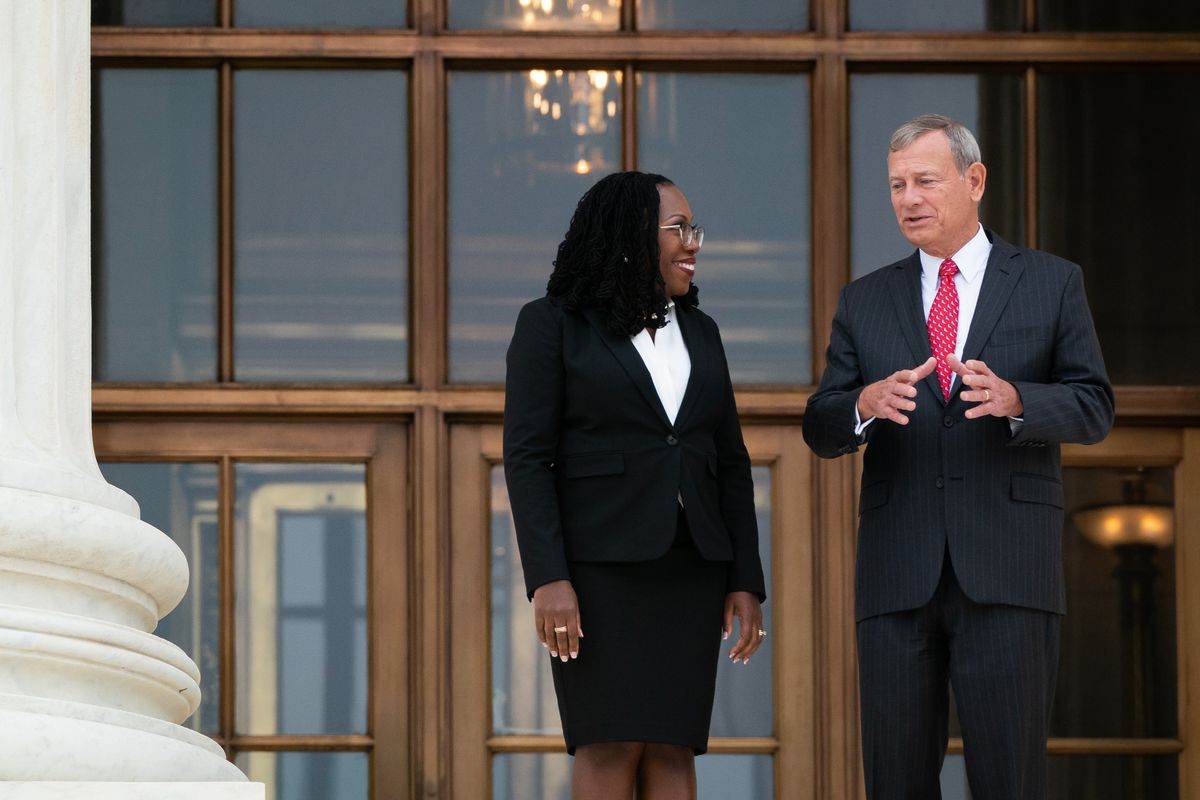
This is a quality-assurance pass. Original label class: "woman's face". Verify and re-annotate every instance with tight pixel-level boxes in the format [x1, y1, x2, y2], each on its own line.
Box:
[656, 183, 699, 299]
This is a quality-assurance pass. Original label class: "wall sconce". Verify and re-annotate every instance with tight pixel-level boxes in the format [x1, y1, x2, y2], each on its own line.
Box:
[1072, 470, 1174, 550]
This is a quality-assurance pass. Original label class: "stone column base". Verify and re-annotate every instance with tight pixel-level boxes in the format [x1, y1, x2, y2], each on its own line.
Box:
[0, 784, 264, 800]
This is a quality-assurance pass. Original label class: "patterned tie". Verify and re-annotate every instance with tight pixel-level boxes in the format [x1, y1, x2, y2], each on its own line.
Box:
[927, 258, 960, 401]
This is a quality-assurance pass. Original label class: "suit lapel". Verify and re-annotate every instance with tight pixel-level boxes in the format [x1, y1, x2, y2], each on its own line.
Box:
[952, 232, 1024, 402]
[886, 253, 943, 404]
[671, 304, 708, 430]
[580, 306, 674, 429]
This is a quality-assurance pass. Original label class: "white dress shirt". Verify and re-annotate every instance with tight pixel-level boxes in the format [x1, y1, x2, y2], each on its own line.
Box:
[918, 223, 992, 390]
[855, 225, 1019, 435]
[630, 302, 691, 425]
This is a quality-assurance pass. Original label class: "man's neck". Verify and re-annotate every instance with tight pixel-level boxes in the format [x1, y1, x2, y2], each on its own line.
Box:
[923, 223, 982, 260]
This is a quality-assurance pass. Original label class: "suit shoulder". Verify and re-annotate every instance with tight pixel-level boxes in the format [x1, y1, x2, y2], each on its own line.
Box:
[1007, 246, 1084, 286]
[516, 296, 566, 324]
[842, 256, 910, 299]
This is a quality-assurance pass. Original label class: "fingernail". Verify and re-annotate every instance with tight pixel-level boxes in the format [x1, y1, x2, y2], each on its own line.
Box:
[743, 658, 750, 666]
[560, 654, 569, 663]
[722, 631, 729, 640]
[550, 651, 558, 657]
[570, 651, 578, 659]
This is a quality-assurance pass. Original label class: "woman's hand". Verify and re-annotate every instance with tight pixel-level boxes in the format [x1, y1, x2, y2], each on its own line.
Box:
[724, 591, 765, 664]
[532, 579, 583, 662]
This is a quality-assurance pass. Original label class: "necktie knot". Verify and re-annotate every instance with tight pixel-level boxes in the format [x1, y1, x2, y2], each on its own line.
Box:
[939, 258, 958, 282]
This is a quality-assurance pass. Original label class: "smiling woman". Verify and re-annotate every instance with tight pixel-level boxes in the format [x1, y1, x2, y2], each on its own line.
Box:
[504, 170, 767, 798]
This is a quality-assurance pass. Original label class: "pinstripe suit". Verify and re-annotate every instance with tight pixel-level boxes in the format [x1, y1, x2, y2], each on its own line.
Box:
[804, 231, 1114, 799]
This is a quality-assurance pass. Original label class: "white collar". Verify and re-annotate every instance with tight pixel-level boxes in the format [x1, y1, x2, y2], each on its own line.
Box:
[919, 224, 990, 284]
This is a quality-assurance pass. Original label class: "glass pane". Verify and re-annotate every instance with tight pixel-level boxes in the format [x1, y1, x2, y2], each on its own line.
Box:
[449, 0, 619, 30]
[850, 0, 1021, 30]
[710, 466, 773, 736]
[493, 753, 571, 800]
[851, 73, 1024, 280]
[98, 462, 219, 735]
[237, 751, 369, 800]
[1038, 70, 1200, 384]
[940, 754, 970, 799]
[491, 467, 561, 735]
[448, 70, 621, 383]
[695, 754, 773, 799]
[639, 0, 805, 30]
[95, 69, 217, 382]
[1049, 754, 1178, 799]
[639, 73, 811, 384]
[92, 0, 215, 26]
[1040, 1, 1200, 31]
[235, 0, 406, 27]
[234, 70, 408, 382]
[235, 464, 368, 735]
[1055, 467, 1176, 738]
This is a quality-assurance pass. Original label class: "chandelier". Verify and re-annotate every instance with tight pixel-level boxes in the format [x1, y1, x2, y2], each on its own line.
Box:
[513, 0, 620, 30]
[526, 69, 621, 174]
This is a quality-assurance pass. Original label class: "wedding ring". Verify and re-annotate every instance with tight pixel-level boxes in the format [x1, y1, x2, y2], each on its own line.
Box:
[553, 625, 568, 633]
[758, 629, 767, 638]
[984, 389, 991, 402]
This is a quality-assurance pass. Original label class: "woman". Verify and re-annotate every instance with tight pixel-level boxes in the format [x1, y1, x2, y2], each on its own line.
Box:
[504, 171, 766, 799]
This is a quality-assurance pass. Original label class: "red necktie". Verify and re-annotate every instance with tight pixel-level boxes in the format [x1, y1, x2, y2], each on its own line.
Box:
[927, 258, 959, 401]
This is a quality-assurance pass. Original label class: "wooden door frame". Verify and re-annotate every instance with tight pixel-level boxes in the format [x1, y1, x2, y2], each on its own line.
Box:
[446, 422, 816, 798]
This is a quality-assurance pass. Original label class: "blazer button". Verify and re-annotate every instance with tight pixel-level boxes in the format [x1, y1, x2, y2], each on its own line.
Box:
[666, 435, 679, 446]
[935, 477, 945, 489]
[943, 415, 954, 428]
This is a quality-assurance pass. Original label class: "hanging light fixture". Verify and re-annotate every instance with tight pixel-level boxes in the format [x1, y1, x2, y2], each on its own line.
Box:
[1073, 469, 1174, 549]
[524, 68, 621, 174]
[513, 0, 619, 30]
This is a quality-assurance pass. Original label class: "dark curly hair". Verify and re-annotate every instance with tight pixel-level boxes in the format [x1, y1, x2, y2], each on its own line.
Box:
[546, 171, 699, 338]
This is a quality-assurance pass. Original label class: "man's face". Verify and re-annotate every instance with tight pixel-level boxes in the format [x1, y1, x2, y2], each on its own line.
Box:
[887, 130, 986, 258]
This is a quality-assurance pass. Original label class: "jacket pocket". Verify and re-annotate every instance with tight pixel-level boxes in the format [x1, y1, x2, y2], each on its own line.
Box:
[859, 480, 889, 514]
[562, 451, 625, 479]
[1010, 472, 1063, 508]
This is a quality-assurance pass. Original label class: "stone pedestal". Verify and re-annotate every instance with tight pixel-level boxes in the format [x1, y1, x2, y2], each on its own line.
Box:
[0, 2, 258, 795]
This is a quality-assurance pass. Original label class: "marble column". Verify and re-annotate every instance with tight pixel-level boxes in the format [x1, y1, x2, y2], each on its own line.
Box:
[0, 2, 259, 796]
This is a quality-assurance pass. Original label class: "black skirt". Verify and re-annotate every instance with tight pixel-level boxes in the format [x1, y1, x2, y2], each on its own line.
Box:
[550, 509, 729, 755]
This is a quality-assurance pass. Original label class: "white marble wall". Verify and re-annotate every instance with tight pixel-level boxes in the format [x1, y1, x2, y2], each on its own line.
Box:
[0, 2, 257, 793]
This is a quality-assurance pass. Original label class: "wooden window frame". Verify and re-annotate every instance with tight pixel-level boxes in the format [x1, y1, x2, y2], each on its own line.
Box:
[87, 1, 1200, 797]
[90, 0, 1200, 420]
[93, 420, 411, 799]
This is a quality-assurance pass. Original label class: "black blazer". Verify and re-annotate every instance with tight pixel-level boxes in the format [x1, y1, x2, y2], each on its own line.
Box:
[804, 232, 1114, 621]
[504, 297, 766, 601]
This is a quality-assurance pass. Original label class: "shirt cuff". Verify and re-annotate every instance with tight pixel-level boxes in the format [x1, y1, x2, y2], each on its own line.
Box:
[1008, 416, 1024, 436]
[854, 406, 875, 438]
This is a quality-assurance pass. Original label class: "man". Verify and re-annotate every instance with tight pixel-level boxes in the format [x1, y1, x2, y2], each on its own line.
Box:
[803, 114, 1114, 799]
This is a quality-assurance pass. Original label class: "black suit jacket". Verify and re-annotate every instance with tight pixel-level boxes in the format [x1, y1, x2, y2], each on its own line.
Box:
[504, 296, 766, 601]
[804, 232, 1114, 621]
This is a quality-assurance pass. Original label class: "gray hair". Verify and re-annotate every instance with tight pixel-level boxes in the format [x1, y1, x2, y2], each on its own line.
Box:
[889, 114, 982, 175]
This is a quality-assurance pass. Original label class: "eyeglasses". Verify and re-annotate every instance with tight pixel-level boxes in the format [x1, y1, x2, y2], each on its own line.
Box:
[659, 222, 704, 249]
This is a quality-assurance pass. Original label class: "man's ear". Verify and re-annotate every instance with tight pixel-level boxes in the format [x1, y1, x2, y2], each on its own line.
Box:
[966, 161, 987, 202]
